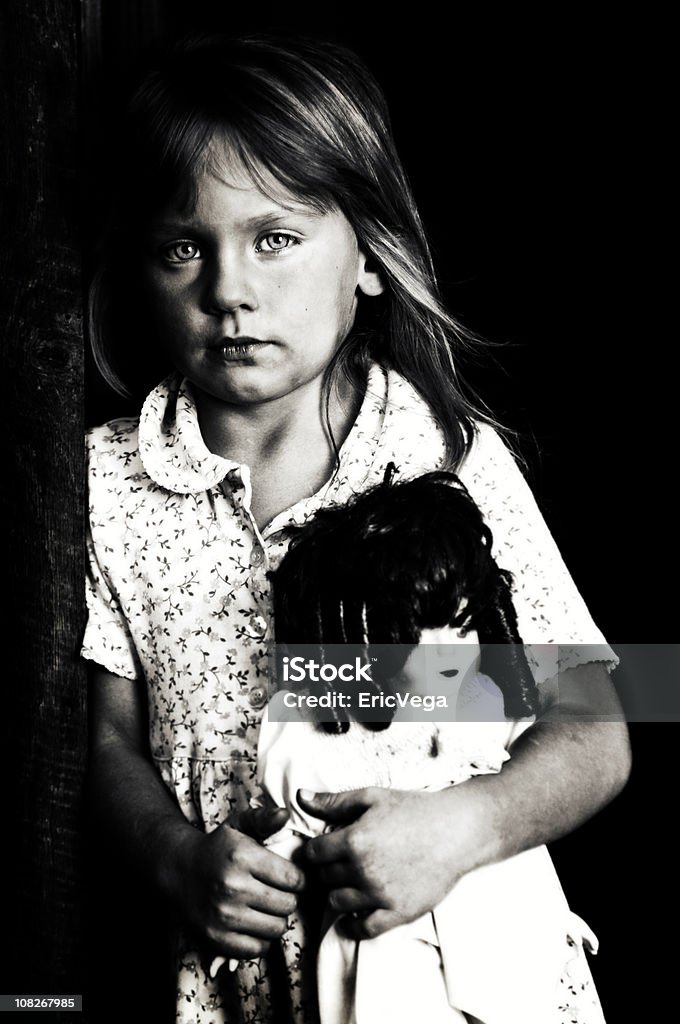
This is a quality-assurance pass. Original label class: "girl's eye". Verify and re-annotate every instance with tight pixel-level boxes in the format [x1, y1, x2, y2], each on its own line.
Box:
[256, 232, 299, 254]
[162, 241, 201, 263]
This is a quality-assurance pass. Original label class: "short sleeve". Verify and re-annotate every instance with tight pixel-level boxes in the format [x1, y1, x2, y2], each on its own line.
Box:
[82, 526, 142, 681]
[457, 424, 618, 685]
[80, 428, 142, 681]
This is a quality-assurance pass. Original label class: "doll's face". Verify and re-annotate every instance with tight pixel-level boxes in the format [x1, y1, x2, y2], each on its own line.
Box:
[398, 626, 482, 698]
[391, 626, 506, 723]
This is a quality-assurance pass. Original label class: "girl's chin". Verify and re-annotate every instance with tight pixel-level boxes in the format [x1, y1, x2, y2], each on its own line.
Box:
[188, 374, 306, 409]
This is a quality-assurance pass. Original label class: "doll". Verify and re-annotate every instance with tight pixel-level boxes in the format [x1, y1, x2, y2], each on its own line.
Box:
[212, 467, 604, 1024]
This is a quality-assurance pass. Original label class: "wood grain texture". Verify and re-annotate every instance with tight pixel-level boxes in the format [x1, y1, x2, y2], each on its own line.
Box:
[0, 0, 87, 1005]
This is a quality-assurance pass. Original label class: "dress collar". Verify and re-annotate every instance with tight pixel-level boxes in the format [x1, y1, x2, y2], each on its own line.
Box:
[138, 375, 239, 494]
[137, 366, 446, 500]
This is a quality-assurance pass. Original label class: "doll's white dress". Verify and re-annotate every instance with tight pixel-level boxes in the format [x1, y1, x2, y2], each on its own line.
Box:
[247, 661, 607, 1024]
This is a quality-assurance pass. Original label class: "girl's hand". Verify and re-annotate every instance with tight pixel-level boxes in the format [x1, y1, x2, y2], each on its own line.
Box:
[166, 810, 305, 960]
[298, 670, 632, 944]
[298, 786, 486, 940]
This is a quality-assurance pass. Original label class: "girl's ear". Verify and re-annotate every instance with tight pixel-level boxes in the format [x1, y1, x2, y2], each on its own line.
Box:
[357, 252, 384, 297]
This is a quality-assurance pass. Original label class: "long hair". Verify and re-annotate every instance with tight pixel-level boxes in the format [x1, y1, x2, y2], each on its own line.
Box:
[272, 470, 539, 733]
[89, 33, 500, 467]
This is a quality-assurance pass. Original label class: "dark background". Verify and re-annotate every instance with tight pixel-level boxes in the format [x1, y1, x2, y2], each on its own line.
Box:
[2, 1, 671, 1019]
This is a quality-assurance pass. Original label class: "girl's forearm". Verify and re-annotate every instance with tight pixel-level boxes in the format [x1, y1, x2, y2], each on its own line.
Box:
[439, 662, 631, 872]
[88, 733, 201, 901]
[88, 667, 203, 900]
[446, 717, 630, 873]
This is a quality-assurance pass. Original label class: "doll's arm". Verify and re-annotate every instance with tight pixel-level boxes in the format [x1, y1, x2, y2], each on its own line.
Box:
[88, 666, 304, 959]
[299, 661, 630, 939]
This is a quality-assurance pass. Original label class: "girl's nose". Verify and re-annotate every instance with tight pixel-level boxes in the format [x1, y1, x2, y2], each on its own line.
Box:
[204, 252, 258, 314]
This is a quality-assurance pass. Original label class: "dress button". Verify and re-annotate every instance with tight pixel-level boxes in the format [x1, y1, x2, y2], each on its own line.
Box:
[248, 685, 267, 710]
[251, 614, 268, 639]
[251, 546, 264, 567]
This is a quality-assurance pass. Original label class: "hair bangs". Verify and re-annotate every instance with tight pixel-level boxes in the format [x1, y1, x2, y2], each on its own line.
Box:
[120, 75, 217, 221]
[202, 128, 336, 216]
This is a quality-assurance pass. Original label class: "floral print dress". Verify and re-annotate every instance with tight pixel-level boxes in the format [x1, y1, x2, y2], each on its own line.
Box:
[82, 364, 615, 1023]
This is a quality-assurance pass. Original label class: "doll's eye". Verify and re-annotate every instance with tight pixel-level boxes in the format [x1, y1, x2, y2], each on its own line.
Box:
[440, 669, 459, 678]
[162, 240, 201, 262]
[256, 232, 299, 253]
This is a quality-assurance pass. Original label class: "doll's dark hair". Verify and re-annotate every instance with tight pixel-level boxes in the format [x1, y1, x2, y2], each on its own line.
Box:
[272, 468, 539, 733]
[88, 32, 501, 467]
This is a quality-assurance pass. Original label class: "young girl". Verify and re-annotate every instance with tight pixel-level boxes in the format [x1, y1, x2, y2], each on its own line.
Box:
[83, 33, 630, 1024]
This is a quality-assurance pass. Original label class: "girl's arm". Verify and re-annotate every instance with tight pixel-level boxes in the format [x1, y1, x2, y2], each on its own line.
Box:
[299, 660, 630, 939]
[88, 666, 304, 959]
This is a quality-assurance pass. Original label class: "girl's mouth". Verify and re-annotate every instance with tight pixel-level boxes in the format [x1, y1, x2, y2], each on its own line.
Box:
[209, 338, 270, 362]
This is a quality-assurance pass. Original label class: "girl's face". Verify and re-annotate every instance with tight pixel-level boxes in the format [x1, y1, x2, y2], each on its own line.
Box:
[142, 152, 382, 408]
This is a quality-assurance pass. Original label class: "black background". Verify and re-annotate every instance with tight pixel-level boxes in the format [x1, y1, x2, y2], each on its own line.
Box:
[81, 4, 671, 1019]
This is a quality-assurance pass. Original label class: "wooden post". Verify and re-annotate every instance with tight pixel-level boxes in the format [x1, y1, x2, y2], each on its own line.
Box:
[0, 0, 87, 1008]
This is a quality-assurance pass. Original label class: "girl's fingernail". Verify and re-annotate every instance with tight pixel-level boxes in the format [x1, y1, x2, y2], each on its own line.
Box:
[209, 956, 226, 979]
[298, 788, 316, 801]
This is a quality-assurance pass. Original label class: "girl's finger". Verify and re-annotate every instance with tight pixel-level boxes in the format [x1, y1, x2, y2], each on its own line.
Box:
[326, 887, 375, 915]
[246, 844, 305, 892]
[340, 908, 403, 941]
[315, 860, 360, 890]
[208, 931, 272, 962]
[240, 805, 290, 841]
[213, 904, 293, 941]
[297, 788, 375, 825]
[239, 877, 299, 918]
[304, 828, 352, 865]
